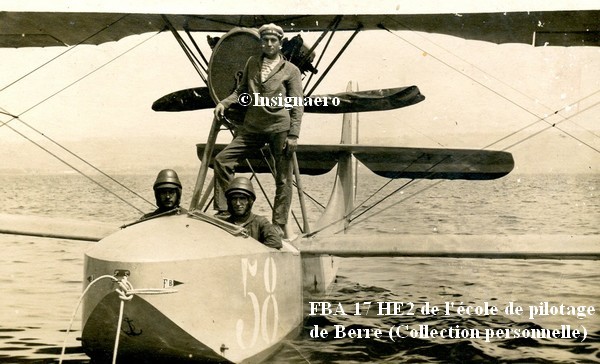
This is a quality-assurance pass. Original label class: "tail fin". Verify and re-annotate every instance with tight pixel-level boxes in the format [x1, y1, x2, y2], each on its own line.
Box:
[314, 81, 357, 235]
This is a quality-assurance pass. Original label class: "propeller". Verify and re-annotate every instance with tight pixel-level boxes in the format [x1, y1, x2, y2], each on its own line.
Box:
[152, 86, 214, 112]
[152, 86, 424, 113]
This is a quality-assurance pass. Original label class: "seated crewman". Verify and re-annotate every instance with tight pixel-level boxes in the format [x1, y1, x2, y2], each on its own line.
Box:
[224, 177, 282, 249]
[140, 169, 187, 220]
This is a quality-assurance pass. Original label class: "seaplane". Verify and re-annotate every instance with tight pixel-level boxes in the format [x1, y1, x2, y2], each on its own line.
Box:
[1, 3, 599, 363]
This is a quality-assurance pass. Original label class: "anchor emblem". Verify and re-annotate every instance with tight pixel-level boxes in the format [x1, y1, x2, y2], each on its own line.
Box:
[122, 317, 142, 336]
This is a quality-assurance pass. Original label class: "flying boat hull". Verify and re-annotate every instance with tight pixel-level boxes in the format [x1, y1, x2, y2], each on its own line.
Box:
[82, 214, 302, 363]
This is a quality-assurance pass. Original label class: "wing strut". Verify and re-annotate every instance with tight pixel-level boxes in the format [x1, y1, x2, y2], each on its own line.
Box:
[184, 28, 210, 69]
[162, 15, 208, 86]
[302, 15, 343, 93]
[189, 117, 221, 210]
[306, 25, 362, 96]
[292, 153, 311, 233]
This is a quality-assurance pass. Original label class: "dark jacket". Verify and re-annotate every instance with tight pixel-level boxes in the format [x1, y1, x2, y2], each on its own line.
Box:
[226, 213, 282, 249]
[220, 54, 304, 137]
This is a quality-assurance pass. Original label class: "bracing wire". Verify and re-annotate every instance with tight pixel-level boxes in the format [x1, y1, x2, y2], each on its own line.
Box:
[0, 14, 132, 94]
[499, 99, 600, 153]
[310, 22, 600, 233]
[306, 152, 447, 236]
[1, 31, 162, 126]
[1, 111, 155, 207]
[304, 86, 600, 236]
[0, 31, 164, 211]
[1, 121, 146, 214]
[480, 90, 600, 150]
[298, 23, 600, 237]
[385, 16, 600, 141]
[344, 98, 600, 233]
[379, 21, 600, 155]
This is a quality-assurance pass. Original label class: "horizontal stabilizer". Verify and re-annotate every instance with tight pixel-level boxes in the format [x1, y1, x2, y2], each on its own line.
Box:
[0, 213, 119, 242]
[152, 86, 424, 113]
[297, 234, 600, 260]
[197, 144, 514, 180]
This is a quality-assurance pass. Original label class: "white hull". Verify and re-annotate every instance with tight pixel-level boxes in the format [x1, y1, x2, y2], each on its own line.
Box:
[301, 255, 339, 295]
[82, 214, 303, 363]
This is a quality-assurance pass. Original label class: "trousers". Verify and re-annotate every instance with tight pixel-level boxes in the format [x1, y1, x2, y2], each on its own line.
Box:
[213, 130, 292, 226]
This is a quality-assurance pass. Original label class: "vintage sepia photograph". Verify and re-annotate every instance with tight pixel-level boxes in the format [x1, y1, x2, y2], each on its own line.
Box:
[1, 1, 598, 363]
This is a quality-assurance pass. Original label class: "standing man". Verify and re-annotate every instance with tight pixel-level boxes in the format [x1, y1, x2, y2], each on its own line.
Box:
[224, 177, 282, 249]
[213, 23, 303, 237]
[141, 169, 187, 220]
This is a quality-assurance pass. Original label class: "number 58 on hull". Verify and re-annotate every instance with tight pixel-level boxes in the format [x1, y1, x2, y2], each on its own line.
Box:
[82, 214, 303, 363]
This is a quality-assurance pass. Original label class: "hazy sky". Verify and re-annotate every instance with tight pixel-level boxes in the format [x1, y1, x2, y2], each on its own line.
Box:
[1, 7, 599, 175]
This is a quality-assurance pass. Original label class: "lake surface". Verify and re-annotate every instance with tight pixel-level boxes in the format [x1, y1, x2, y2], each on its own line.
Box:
[0, 172, 598, 363]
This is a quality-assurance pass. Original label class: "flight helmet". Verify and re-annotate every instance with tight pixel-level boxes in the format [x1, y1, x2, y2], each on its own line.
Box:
[153, 169, 182, 209]
[153, 169, 182, 190]
[225, 177, 256, 201]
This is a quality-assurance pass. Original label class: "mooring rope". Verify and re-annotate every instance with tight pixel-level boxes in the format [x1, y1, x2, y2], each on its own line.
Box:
[58, 274, 118, 364]
[58, 274, 178, 364]
[112, 277, 134, 364]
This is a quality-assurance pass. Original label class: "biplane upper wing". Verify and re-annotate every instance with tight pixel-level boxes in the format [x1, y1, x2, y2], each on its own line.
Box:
[197, 143, 514, 180]
[0, 11, 598, 48]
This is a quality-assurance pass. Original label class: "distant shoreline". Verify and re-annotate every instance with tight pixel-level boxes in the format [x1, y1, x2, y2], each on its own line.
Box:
[0, 168, 198, 176]
[0, 169, 597, 176]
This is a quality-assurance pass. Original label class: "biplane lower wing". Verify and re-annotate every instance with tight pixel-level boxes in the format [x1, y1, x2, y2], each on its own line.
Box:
[196, 144, 514, 180]
[152, 86, 424, 113]
[0, 213, 118, 242]
[297, 234, 600, 260]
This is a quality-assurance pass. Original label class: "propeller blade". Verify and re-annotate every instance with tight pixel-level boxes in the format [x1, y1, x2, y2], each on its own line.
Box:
[152, 87, 215, 112]
[306, 86, 424, 113]
[152, 86, 424, 113]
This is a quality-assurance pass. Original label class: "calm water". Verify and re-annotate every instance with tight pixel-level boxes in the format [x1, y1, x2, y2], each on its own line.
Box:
[0, 172, 598, 363]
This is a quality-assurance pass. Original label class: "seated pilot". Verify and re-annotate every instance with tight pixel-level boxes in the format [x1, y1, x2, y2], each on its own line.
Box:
[223, 177, 282, 249]
[140, 169, 187, 220]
